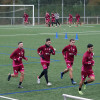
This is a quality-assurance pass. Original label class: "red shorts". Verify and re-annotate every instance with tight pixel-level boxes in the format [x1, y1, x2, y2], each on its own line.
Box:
[24, 18, 28, 22]
[69, 18, 72, 23]
[41, 62, 50, 69]
[81, 70, 95, 81]
[76, 19, 80, 22]
[45, 19, 50, 24]
[13, 65, 24, 75]
[65, 60, 73, 69]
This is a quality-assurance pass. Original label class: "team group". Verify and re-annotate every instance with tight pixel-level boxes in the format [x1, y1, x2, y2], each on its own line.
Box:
[23, 12, 81, 27]
[8, 38, 95, 95]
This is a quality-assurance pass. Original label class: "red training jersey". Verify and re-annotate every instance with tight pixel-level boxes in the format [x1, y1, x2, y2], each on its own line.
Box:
[10, 48, 26, 67]
[62, 44, 77, 62]
[37, 44, 55, 62]
[82, 51, 94, 71]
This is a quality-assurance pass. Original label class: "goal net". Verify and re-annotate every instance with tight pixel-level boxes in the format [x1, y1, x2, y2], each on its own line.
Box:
[0, 5, 34, 26]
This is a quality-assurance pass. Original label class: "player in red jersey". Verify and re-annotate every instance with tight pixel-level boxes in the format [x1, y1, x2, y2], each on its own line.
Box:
[23, 12, 29, 25]
[75, 13, 80, 27]
[61, 39, 77, 85]
[78, 44, 95, 95]
[8, 42, 28, 88]
[37, 38, 55, 86]
[45, 12, 50, 27]
[68, 14, 73, 27]
[51, 12, 55, 27]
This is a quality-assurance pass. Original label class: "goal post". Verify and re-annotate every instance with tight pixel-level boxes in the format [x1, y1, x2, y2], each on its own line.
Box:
[0, 5, 34, 26]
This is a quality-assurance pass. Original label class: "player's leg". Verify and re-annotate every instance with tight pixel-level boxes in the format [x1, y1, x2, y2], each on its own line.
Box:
[84, 71, 95, 88]
[78, 80, 85, 95]
[18, 65, 24, 88]
[44, 63, 52, 86]
[8, 67, 18, 81]
[61, 68, 69, 79]
[61, 60, 70, 79]
[78, 71, 87, 95]
[69, 67, 76, 85]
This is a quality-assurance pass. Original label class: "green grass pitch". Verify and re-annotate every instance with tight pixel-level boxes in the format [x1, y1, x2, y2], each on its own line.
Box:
[0, 24, 100, 100]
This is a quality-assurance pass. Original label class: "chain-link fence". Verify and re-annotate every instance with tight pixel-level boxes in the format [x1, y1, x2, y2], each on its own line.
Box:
[0, 4, 100, 25]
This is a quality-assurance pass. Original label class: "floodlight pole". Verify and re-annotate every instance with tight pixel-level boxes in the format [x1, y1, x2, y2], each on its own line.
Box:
[62, 0, 63, 24]
[84, 0, 85, 24]
[13, 0, 15, 25]
[38, 0, 40, 25]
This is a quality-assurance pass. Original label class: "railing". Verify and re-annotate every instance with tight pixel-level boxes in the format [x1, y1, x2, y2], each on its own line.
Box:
[0, 17, 100, 25]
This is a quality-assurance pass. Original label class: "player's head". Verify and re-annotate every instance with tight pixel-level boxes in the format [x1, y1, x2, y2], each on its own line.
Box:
[70, 39, 75, 46]
[46, 38, 51, 46]
[18, 42, 23, 49]
[87, 44, 93, 52]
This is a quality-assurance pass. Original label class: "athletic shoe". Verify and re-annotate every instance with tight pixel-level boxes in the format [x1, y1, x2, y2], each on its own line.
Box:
[8, 73, 11, 81]
[18, 85, 23, 88]
[72, 81, 77, 85]
[83, 84, 86, 90]
[78, 91, 83, 95]
[37, 76, 40, 84]
[47, 82, 52, 86]
[61, 72, 63, 79]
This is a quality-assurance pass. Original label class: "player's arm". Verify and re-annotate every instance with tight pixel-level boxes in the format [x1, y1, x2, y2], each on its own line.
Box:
[82, 54, 94, 65]
[50, 47, 55, 55]
[74, 46, 77, 56]
[62, 47, 67, 59]
[10, 50, 19, 61]
[22, 50, 28, 61]
[37, 46, 45, 59]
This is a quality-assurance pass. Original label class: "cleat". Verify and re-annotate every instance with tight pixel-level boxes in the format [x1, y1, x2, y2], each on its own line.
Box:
[18, 85, 23, 88]
[84, 84, 86, 90]
[37, 76, 40, 84]
[72, 81, 77, 85]
[47, 82, 52, 86]
[61, 72, 63, 79]
[78, 91, 83, 95]
[8, 73, 11, 81]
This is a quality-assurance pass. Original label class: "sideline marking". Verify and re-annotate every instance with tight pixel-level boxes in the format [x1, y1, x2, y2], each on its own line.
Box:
[0, 96, 18, 100]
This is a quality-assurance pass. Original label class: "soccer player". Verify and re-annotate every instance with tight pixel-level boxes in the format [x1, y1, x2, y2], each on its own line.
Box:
[8, 42, 28, 88]
[75, 13, 80, 27]
[54, 12, 60, 27]
[23, 12, 29, 25]
[37, 38, 55, 86]
[78, 44, 95, 95]
[51, 12, 55, 27]
[45, 12, 50, 27]
[61, 39, 77, 85]
[68, 14, 73, 27]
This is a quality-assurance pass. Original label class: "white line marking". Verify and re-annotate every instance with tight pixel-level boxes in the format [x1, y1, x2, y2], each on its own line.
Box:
[0, 96, 18, 100]
[0, 31, 100, 37]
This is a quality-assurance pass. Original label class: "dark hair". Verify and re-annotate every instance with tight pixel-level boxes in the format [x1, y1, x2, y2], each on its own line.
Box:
[46, 38, 51, 42]
[18, 42, 23, 45]
[70, 39, 75, 42]
[87, 44, 93, 48]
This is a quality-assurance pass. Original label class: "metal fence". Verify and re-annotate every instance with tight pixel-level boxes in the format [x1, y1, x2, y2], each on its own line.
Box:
[0, 17, 100, 25]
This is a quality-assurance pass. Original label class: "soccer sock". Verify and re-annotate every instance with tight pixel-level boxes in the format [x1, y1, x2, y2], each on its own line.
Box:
[84, 81, 88, 84]
[19, 82, 22, 86]
[39, 70, 44, 79]
[71, 78, 74, 82]
[44, 69, 48, 83]
[79, 88, 81, 91]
